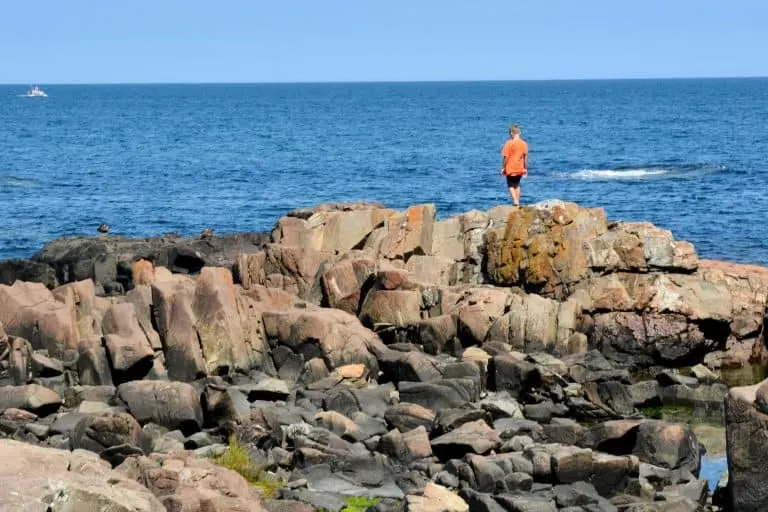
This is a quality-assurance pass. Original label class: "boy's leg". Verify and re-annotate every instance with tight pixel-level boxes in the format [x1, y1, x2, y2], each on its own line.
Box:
[506, 176, 521, 206]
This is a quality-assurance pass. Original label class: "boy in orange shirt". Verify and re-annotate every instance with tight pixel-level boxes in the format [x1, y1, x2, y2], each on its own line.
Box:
[500, 124, 528, 206]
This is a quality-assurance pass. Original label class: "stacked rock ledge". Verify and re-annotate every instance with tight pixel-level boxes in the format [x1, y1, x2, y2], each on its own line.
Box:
[0, 199, 765, 511]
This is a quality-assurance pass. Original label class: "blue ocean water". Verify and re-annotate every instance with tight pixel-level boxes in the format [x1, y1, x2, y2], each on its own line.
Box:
[1, 79, 767, 263]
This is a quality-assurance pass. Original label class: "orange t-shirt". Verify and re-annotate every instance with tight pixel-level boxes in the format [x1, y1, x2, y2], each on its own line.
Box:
[501, 138, 528, 176]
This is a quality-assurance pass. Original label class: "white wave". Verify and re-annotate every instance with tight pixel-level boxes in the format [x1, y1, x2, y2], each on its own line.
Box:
[573, 168, 669, 179]
[568, 164, 727, 181]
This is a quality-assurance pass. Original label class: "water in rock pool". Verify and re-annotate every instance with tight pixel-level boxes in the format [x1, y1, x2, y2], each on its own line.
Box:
[2, 78, 768, 265]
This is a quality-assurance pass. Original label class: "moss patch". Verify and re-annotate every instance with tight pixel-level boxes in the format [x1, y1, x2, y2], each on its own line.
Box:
[341, 496, 381, 512]
[212, 436, 285, 498]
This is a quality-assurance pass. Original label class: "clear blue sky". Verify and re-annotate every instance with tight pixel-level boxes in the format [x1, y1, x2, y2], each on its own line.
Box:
[2, 0, 767, 84]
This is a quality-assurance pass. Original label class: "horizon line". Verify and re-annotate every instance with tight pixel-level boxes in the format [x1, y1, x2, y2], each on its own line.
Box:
[2, 74, 768, 86]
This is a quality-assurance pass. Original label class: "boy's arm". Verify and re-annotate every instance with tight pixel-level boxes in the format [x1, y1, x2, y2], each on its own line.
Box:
[523, 152, 528, 176]
[500, 142, 509, 175]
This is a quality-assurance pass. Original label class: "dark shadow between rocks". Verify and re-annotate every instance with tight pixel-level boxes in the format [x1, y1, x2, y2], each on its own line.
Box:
[108, 356, 155, 386]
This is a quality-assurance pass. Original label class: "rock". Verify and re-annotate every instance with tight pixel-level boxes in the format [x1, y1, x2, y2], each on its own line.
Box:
[378, 204, 436, 260]
[659, 382, 728, 414]
[596, 381, 636, 416]
[263, 307, 381, 372]
[116, 449, 266, 511]
[384, 403, 436, 433]
[407, 482, 469, 512]
[431, 419, 501, 460]
[491, 355, 540, 397]
[0, 281, 79, 358]
[0, 439, 164, 511]
[8, 337, 31, 385]
[32, 231, 268, 289]
[690, 363, 720, 383]
[398, 380, 477, 410]
[50, 279, 107, 343]
[321, 258, 378, 314]
[628, 380, 662, 408]
[380, 426, 432, 462]
[29, 351, 64, 378]
[413, 315, 460, 355]
[494, 493, 557, 512]
[0, 384, 63, 415]
[117, 381, 203, 434]
[77, 335, 114, 386]
[434, 408, 491, 435]
[633, 421, 700, 476]
[236, 244, 334, 303]
[725, 380, 768, 511]
[485, 202, 608, 299]
[0, 258, 59, 289]
[550, 445, 594, 484]
[454, 287, 511, 346]
[193, 266, 265, 375]
[102, 303, 155, 381]
[151, 277, 207, 381]
[71, 412, 143, 466]
[202, 382, 251, 427]
[359, 285, 423, 330]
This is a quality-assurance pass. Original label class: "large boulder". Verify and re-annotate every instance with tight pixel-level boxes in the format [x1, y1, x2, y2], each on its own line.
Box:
[271, 201, 395, 253]
[71, 411, 144, 466]
[263, 307, 382, 372]
[725, 379, 768, 511]
[0, 281, 78, 358]
[52, 279, 106, 341]
[235, 244, 336, 302]
[485, 201, 608, 299]
[101, 303, 155, 381]
[358, 270, 424, 330]
[117, 381, 203, 434]
[0, 384, 63, 415]
[151, 276, 207, 381]
[0, 439, 165, 511]
[586, 222, 697, 273]
[192, 267, 267, 375]
[378, 204, 436, 260]
[30, 231, 269, 290]
[0, 258, 59, 288]
[320, 257, 378, 314]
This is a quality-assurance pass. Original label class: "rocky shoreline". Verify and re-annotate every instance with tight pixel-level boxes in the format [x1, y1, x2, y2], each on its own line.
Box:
[0, 199, 766, 511]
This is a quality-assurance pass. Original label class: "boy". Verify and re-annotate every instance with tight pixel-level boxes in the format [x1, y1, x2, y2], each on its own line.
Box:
[500, 124, 528, 206]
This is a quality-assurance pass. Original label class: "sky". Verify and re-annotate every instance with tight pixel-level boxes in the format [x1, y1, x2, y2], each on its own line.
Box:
[2, 0, 768, 84]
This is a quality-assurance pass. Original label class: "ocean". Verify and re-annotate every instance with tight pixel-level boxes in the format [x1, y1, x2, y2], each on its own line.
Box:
[1, 79, 767, 264]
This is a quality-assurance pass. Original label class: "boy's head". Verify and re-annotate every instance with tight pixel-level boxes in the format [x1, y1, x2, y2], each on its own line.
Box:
[509, 124, 521, 137]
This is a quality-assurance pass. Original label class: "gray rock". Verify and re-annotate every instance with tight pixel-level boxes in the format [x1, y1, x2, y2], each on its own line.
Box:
[690, 364, 719, 384]
[117, 380, 203, 434]
[725, 381, 768, 511]
[495, 493, 557, 512]
[0, 384, 63, 416]
[628, 380, 661, 408]
[480, 393, 525, 420]
[431, 420, 501, 460]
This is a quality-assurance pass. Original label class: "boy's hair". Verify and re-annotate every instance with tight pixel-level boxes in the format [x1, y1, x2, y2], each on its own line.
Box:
[509, 124, 521, 135]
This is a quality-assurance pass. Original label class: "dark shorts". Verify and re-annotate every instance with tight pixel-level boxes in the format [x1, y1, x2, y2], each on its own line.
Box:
[506, 175, 522, 187]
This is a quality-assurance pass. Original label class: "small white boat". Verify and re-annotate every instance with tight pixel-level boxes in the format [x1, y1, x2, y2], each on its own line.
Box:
[23, 86, 48, 98]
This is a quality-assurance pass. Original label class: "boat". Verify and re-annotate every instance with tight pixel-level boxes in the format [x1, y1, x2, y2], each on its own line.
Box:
[23, 86, 48, 98]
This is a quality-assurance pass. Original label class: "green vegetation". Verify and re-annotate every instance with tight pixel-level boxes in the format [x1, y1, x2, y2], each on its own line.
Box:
[212, 435, 285, 498]
[341, 496, 381, 512]
[638, 404, 723, 426]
